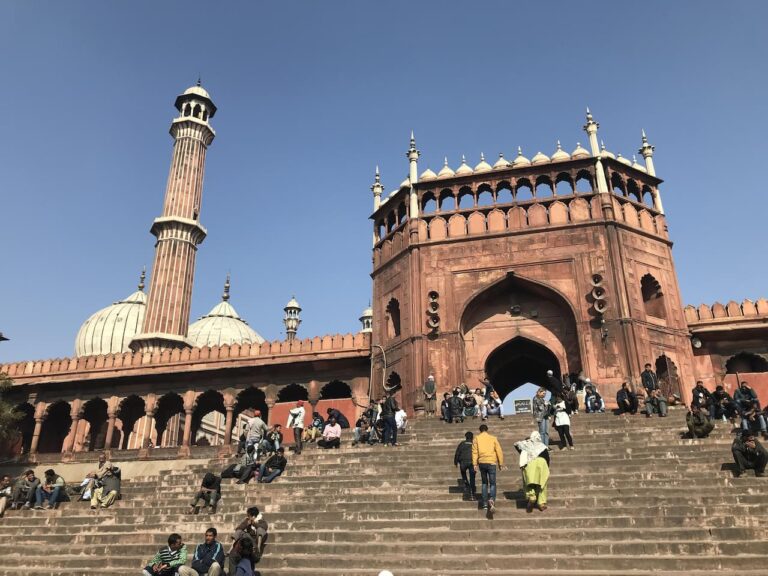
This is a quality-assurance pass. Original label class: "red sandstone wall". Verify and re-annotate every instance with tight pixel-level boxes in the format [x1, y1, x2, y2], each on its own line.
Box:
[270, 399, 356, 445]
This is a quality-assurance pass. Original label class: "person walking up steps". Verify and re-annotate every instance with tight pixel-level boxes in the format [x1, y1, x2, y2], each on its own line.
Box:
[472, 424, 504, 517]
[515, 431, 551, 513]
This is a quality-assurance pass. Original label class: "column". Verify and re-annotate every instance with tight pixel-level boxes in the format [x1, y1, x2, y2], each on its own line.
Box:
[29, 417, 44, 456]
[62, 411, 82, 453]
[104, 411, 117, 450]
[222, 404, 234, 447]
[142, 409, 155, 448]
[181, 408, 194, 447]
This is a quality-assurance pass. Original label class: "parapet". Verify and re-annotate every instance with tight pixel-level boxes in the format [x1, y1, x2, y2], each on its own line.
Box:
[685, 299, 768, 324]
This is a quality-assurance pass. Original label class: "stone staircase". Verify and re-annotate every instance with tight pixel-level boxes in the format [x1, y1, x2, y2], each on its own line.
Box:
[1, 408, 767, 575]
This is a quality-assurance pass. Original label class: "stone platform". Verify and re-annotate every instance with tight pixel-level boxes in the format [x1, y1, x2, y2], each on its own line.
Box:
[1, 408, 767, 575]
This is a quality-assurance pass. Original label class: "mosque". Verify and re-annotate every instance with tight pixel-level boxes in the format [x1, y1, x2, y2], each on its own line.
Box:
[2, 83, 767, 459]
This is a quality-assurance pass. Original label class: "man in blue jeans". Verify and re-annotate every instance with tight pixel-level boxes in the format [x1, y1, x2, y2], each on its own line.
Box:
[532, 388, 551, 449]
[35, 468, 65, 510]
[380, 391, 400, 446]
[472, 424, 505, 514]
[258, 447, 287, 484]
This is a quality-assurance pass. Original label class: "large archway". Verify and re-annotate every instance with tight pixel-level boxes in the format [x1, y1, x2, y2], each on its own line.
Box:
[485, 337, 561, 400]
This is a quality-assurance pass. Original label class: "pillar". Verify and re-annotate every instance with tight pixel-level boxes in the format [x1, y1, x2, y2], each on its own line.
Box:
[29, 417, 44, 456]
[62, 411, 82, 453]
[104, 411, 117, 450]
[222, 404, 234, 447]
[181, 408, 194, 447]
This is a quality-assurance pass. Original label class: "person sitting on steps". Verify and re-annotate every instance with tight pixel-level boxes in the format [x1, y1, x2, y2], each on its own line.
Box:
[318, 416, 342, 449]
[449, 389, 464, 423]
[483, 390, 504, 420]
[258, 447, 287, 484]
[90, 465, 121, 510]
[34, 469, 65, 510]
[229, 506, 268, 573]
[440, 393, 452, 423]
[10, 469, 38, 511]
[0, 476, 11, 518]
[462, 392, 479, 419]
[260, 424, 283, 456]
[686, 403, 714, 439]
[584, 386, 605, 413]
[691, 381, 713, 417]
[326, 407, 350, 429]
[711, 385, 738, 422]
[142, 533, 188, 576]
[178, 527, 225, 576]
[223, 443, 258, 484]
[188, 472, 221, 515]
[302, 411, 325, 443]
[616, 382, 638, 415]
[645, 388, 668, 418]
[732, 430, 768, 478]
[454, 431, 476, 500]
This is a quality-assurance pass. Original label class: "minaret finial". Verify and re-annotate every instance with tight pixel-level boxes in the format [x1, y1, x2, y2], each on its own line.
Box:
[480, 152, 485, 161]
[444, 156, 449, 166]
[138, 266, 146, 292]
[196, 76, 202, 87]
[517, 146, 522, 155]
[601, 139, 606, 151]
[556, 140, 562, 149]
[222, 273, 231, 302]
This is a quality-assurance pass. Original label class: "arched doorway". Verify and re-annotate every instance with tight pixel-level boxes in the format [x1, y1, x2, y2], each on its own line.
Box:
[485, 337, 561, 400]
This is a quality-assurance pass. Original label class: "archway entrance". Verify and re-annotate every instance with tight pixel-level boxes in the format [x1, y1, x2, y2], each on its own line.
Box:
[485, 337, 561, 400]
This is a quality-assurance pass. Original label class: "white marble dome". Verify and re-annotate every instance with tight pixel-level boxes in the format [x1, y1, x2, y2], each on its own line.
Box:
[188, 299, 265, 348]
[75, 286, 147, 357]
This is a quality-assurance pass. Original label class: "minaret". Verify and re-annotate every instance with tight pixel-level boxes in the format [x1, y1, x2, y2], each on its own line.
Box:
[639, 129, 663, 213]
[130, 82, 217, 352]
[283, 296, 302, 341]
[407, 131, 420, 218]
[371, 165, 384, 211]
[583, 108, 609, 194]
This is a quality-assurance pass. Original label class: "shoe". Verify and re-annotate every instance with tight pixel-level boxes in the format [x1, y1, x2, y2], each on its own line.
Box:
[46, 505, 54, 510]
[210, 504, 217, 513]
[499, 416, 505, 420]
[23, 503, 31, 510]
[193, 506, 200, 515]
[526, 500, 535, 513]
[537, 504, 548, 512]
[90, 505, 97, 510]
[488, 499, 495, 512]
[235, 480, 244, 485]
[756, 472, 766, 478]
[569, 446, 575, 450]
[34, 505, 43, 510]
[733, 470, 742, 478]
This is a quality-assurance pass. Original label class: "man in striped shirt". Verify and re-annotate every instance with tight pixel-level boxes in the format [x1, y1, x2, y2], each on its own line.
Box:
[142, 533, 187, 576]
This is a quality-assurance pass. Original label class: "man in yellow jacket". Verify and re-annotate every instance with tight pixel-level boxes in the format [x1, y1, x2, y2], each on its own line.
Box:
[472, 424, 505, 513]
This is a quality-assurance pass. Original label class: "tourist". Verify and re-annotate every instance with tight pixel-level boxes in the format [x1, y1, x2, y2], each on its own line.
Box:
[188, 472, 221, 514]
[231, 537, 256, 576]
[258, 447, 287, 483]
[83, 452, 113, 497]
[472, 423, 504, 514]
[711, 385, 738, 421]
[553, 395, 574, 450]
[245, 410, 268, 454]
[454, 431, 476, 500]
[691, 381, 712, 415]
[237, 424, 248, 456]
[395, 407, 408, 434]
[616, 383, 638, 415]
[365, 398, 381, 423]
[0, 475, 11, 517]
[644, 388, 668, 418]
[223, 444, 257, 484]
[478, 375, 495, 402]
[229, 506, 268, 573]
[90, 465, 121, 510]
[287, 400, 305, 455]
[741, 400, 768, 438]
[325, 407, 350, 429]
[318, 416, 342, 449]
[423, 374, 437, 416]
[584, 386, 605, 413]
[142, 533, 188, 576]
[641, 363, 660, 396]
[178, 528, 224, 576]
[34, 468, 65, 510]
[462, 392, 479, 419]
[515, 430, 550, 512]
[449, 389, 464, 423]
[303, 411, 325, 443]
[732, 430, 767, 478]
[260, 424, 283, 456]
[380, 390, 400, 446]
[472, 388, 485, 411]
[440, 393, 452, 422]
[10, 469, 38, 510]
[532, 388, 550, 449]
[686, 404, 714, 439]
[546, 370, 565, 396]
[483, 390, 504, 420]
[352, 415, 369, 445]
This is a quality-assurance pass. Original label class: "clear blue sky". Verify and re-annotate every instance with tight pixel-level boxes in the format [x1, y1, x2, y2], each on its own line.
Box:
[1, 1, 766, 363]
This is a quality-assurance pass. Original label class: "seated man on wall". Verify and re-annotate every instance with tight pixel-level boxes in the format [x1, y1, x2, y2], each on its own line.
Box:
[82, 453, 113, 498]
[90, 466, 121, 510]
[395, 407, 408, 434]
[584, 386, 605, 413]
[449, 390, 464, 424]
[318, 417, 342, 449]
[352, 415, 369, 446]
[440, 393, 452, 423]
[303, 412, 325, 443]
[645, 388, 668, 418]
[222, 444, 258, 485]
[10, 469, 38, 511]
[741, 400, 768, 439]
[686, 404, 714, 439]
[188, 473, 221, 515]
[35, 469, 66, 510]
[482, 391, 504, 420]
[142, 533, 188, 576]
[258, 447, 288, 484]
[178, 527, 224, 576]
[616, 383, 638, 415]
[732, 430, 768, 478]
[711, 386, 739, 422]
[462, 393, 479, 419]
[260, 424, 283, 456]
[326, 407, 350, 429]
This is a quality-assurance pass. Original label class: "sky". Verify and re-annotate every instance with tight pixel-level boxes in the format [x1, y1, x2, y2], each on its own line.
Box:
[1, 1, 767, 365]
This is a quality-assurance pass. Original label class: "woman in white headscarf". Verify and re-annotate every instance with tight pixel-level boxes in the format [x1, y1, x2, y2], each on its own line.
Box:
[515, 430, 550, 512]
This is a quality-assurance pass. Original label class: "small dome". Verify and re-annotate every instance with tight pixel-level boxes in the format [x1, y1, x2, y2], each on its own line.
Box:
[600, 141, 615, 159]
[189, 280, 265, 349]
[285, 296, 301, 310]
[631, 155, 647, 172]
[420, 168, 437, 181]
[617, 153, 632, 166]
[512, 147, 531, 167]
[493, 153, 510, 170]
[399, 177, 411, 189]
[474, 153, 492, 173]
[183, 84, 211, 100]
[359, 305, 373, 334]
[75, 287, 147, 357]
[531, 151, 550, 165]
[551, 141, 570, 162]
[571, 142, 591, 159]
[437, 157, 455, 178]
[455, 155, 473, 176]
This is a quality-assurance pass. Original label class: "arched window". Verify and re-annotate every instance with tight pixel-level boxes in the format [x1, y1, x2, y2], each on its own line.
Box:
[515, 180, 533, 201]
[439, 190, 456, 211]
[535, 177, 553, 198]
[555, 175, 573, 196]
[575, 171, 593, 193]
[611, 173, 626, 196]
[277, 383, 309, 402]
[386, 298, 401, 339]
[320, 380, 352, 400]
[641, 273, 666, 319]
[496, 185, 513, 204]
[458, 187, 474, 209]
[421, 192, 437, 214]
[725, 352, 768, 374]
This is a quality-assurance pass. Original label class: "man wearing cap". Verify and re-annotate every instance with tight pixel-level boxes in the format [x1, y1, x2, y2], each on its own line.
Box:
[546, 370, 565, 396]
[732, 430, 768, 478]
[287, 400, 306, 455]
[422, 374, 437, 417]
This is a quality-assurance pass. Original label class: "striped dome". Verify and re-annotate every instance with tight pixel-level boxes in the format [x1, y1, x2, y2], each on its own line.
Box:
[75, 289, 146, 357]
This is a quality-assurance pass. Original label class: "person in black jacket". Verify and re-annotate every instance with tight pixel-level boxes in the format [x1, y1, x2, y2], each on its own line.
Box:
[691, 381, 713, 415]
[454, 431, 476, 500]
[441, 393, 452, 422]
[380, 391, 400, 446]
[616, 383, 638, 415]
[732, 430, 768, 477]
[711, 386, 738, 421]
[188, 473, 221, 515]
[326, 408, 350, 429]
[449, 390, 464, 423]
[258, 447, 287, 484]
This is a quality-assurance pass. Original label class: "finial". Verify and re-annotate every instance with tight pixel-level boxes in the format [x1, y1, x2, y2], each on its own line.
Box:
[556, 140, 562, 150]
[641, 128, 647, 142]
[138, 266, 146, 292]
[444, 156, 449, 166]
[480, 152, 485, 161]
[222, 273, 231, 301]
[601, 139, 606, 151]
[632, 154, 638, 163]
[461, 154, 466, 164]
[375, 165, 380, 182]
[586, 106, 592, 119]
[196, 76, 202, 87]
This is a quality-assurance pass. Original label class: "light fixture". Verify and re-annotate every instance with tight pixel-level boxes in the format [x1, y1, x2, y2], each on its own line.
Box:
[691, 336, 702, 349]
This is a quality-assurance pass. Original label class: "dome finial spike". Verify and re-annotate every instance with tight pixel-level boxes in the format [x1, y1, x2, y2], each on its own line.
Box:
[444, 156, 448, 166]
[222, 273, 231, 302]
[601, 139, 606, 150]
[480, 152, 485, 161]
[517, 146, 522, 155]
[196, 76, 202, 87]
[556, 140, 562, 149]
[138, 266, 146, 292]
[375, 165, 380, 183]
[461, 154, 466, 163]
